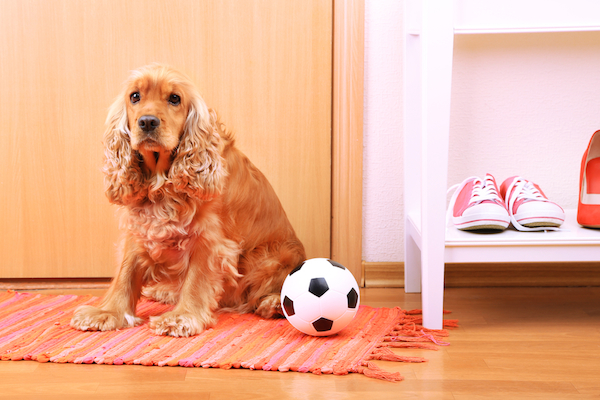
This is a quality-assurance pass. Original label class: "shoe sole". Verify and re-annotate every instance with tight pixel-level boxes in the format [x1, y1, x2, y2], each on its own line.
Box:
[453, 216, 510, 231]
[514, 213, 565, 228]
[522, 221, 562, 228]
[459, 223, 508, 231]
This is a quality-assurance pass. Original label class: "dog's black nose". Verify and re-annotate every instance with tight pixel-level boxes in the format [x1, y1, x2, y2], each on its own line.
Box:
[138, 115, 160, 132]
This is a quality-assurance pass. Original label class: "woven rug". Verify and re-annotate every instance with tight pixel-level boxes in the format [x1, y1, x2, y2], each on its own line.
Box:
[0, 291, 457, 382]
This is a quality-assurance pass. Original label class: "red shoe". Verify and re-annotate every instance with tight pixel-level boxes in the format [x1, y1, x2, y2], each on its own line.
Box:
[500, 176, 564, 231]
[578, 130, 600, 228]
[447, 174, 510, 231]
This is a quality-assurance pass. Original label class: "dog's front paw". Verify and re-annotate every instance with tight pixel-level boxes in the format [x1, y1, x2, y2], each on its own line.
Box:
[149, 311, 215, 337]
[70, 305, 142, 332]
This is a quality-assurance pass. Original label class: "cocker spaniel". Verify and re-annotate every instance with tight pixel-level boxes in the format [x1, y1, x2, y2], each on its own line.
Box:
[70, 64, 306, 337]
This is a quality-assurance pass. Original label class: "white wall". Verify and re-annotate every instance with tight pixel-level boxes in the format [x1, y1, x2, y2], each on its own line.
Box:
[363, 0, 404, 262]
[362, 0, 600, 263]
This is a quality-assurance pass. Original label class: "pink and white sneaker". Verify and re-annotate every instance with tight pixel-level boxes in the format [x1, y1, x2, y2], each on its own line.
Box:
[499, 176, 565, 231]
[447, 174, 510, 231]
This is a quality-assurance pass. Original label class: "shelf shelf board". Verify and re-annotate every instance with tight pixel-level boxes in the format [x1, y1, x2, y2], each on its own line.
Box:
[444, 210, 600, 263]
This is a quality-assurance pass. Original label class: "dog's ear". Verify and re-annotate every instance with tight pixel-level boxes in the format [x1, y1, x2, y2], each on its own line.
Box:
[103, 94, 147, 205]
[169, 95, 226, 200]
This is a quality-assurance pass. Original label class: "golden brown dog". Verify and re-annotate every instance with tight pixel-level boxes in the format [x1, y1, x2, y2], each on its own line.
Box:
[70, 64, 306, 337]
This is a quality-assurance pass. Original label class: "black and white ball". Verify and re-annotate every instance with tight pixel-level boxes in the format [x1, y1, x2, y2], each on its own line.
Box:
[280, 258, 360, 336]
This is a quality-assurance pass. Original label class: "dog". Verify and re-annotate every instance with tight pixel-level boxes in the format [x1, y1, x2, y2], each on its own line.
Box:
[70, 64, 306, 337]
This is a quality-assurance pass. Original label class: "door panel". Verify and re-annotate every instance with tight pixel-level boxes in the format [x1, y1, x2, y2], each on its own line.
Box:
[0, 0, 332, 277]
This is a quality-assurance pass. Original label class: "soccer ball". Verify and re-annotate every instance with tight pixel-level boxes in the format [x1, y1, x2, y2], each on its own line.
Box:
[280, 258, 360, 336]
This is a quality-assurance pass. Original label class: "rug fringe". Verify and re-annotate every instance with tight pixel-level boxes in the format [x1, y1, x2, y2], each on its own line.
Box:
[385, 341, 440, 350]
[370, 347, 427, 363]
[358, 308, 458, 382]
[359, 361, 404, 382]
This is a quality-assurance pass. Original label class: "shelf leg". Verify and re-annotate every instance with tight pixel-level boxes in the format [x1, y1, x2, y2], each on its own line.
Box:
[411, 0, 454, 329]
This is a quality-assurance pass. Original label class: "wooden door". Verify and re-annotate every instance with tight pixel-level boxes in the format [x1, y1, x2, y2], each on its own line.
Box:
[0, 0, 332, 277]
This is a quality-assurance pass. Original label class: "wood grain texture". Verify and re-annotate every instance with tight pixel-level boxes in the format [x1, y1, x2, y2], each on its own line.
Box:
[331, 0, 365, 283]
[0, 0, 332, 277]
[364, 262, 404, 287]
[1, 287, 598, 398]
[363, 262, 600, 288]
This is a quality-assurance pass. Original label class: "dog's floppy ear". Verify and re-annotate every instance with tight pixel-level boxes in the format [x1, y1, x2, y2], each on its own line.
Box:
[103, 94, 147, 205]
[170, 94, 226, 200]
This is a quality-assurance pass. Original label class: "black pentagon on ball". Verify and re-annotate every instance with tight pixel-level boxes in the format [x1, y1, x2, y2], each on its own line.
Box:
[289, 261, 306, 276]
[308, 277, 329, 297]
[347, 288, 358, 308]
[327, 259, 346, 270]
[312, 317, 334, 332]
[283, 296, 295, 316]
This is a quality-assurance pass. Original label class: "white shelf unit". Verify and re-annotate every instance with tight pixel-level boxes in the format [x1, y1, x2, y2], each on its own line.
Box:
[403, 0, 600, 329]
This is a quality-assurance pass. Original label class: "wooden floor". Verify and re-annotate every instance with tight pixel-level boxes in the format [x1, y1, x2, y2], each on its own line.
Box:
[1, 286, 599, 399]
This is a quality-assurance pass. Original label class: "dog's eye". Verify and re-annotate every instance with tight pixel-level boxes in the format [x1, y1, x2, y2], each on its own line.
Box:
[130, 92, 141, 104]
[169, 94, 181, 106]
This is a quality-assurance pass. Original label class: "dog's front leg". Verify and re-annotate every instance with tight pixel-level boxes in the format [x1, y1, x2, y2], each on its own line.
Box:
[70, 236, 145, 331]
[149, 243, 226, 337]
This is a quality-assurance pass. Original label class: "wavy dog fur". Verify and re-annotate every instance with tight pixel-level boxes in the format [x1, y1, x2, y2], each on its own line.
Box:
[70, 64, 306, 337]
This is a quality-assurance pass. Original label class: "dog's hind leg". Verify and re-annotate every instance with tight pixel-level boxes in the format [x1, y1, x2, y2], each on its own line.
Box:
[237, 240, 306, 319]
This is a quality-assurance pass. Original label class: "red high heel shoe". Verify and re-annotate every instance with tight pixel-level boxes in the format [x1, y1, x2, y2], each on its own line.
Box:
[578, 130, 600, 228]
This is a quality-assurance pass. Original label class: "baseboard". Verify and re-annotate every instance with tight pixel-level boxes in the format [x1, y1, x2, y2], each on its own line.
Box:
[363, 261, 600, 288]
[3, 262, 600, 291]
[363, 262, 404, 288]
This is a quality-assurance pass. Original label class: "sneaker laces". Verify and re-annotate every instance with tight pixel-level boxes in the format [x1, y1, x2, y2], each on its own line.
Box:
[504, 177, 559, 232]
[446, 175, 502, 225]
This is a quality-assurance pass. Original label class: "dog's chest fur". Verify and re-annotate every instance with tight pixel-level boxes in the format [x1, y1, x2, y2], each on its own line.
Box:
[125, 183, 200, 262]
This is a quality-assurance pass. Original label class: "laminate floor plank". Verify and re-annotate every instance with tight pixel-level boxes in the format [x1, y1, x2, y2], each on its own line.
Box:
[0, 286, 598, 399]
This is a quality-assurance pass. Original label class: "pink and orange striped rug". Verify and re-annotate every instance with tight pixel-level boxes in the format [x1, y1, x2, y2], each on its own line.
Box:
[0, 291, 457, 382]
